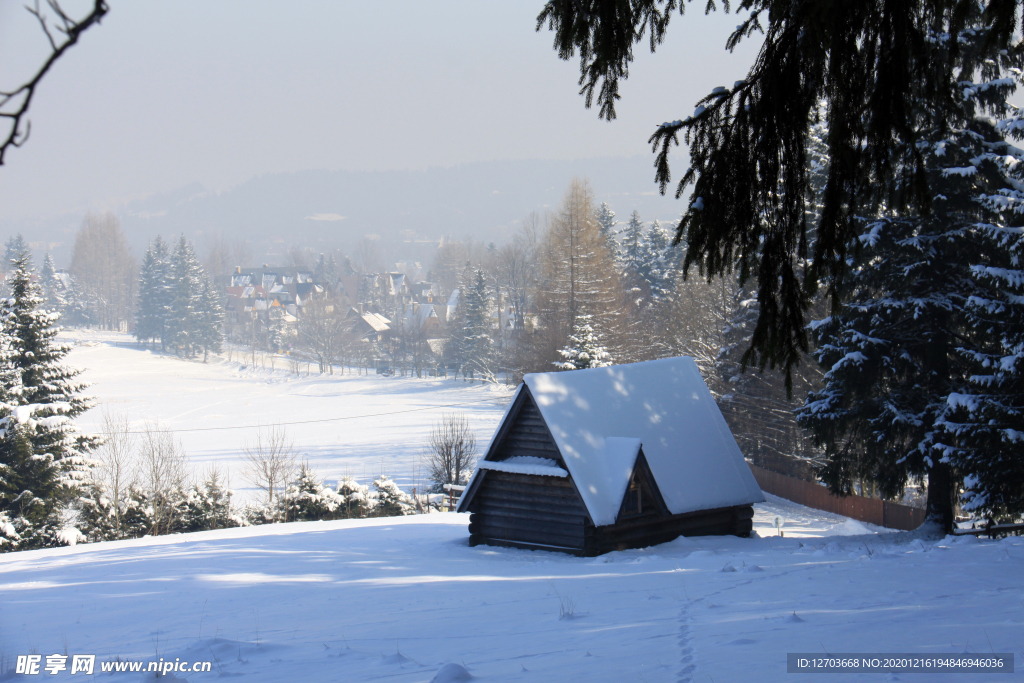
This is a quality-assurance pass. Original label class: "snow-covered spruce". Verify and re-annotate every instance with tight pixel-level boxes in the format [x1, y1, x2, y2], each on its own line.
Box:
[163, 236, 224, 361]
[938, 95, 1024, 519]
[0, 253, 99, 550]
[459, 268, 495, 382]
[799, 19, 1024, 530]
[135, 235, 174, 349]
[555, 313, 612, 370]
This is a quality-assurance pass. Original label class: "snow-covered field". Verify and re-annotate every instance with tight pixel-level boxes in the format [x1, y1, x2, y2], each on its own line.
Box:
[62, 330, 512, 499]
[7, 330, 1014, 682]
[1, 495, 1019, 682]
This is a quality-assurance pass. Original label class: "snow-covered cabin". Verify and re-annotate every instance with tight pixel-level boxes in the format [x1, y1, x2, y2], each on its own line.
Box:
[457, 357, 764, 556]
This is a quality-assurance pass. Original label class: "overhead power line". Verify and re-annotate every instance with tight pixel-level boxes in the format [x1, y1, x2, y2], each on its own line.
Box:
[92, 397, 506, 436]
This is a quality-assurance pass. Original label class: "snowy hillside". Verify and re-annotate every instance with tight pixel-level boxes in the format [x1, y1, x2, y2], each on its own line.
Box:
[63, 330, 512, 499]
[1, 495, 1019, 682]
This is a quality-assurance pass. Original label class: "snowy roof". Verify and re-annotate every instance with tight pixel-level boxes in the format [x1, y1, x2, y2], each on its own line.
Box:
[405, 303, 438, 329]
[388, 272, 405, 295]
[447, 288, 460, 310]
[462, 357, 763, 526]
[362, 312, 391, 333]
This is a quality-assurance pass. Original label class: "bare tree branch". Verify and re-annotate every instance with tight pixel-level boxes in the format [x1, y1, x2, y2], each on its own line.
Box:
[0, 0, 108, 166]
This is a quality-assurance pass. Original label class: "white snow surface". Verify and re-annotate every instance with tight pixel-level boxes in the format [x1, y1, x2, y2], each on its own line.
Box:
[524, 358, 763, 525]
[2, 494, 1020, 682]
[62, 330, 511, 499]
[477, 456, 568, 478]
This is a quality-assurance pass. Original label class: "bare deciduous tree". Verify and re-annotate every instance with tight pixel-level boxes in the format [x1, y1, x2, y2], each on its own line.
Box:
[70, 212, 136, 330]
[0, 0, 108, 166]
[242, 425, 297, 505]
[204, 235, 253, 278]
[353, 237, 384, 275]
[535, 179, 622, 369]
[424, 412, 477, 492]
[137, 422, 190, 536]
[300, 297, 346, 374]
[96, 410, 135, 537]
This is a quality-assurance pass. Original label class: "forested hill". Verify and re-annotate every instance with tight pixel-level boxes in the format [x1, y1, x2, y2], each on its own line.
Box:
[10, 156, 684, 264]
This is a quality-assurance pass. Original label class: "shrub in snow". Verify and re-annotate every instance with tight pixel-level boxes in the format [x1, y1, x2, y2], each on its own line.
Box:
[282, 462, 342, 522]
[0, 510, 20, 548]
[76, 480, 119, 541]
[182, 470, 239, 531]
[372, 475, 414, 517]
[336, 476, 371, 519]
[240, 501, 280, 526]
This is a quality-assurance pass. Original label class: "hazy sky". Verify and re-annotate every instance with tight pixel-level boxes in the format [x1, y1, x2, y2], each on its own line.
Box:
[0, 1, 762, 222]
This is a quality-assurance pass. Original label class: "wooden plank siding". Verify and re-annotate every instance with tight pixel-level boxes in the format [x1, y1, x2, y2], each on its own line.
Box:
[489, 391, 563, 464]
[468, 471, 590, 553]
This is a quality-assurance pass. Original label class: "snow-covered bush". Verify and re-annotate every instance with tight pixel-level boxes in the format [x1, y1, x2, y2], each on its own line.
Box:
[337, 476, 371, 519]
[282, 463, 342, 522]
[372, 475, 414, 517]
[0, 510, 20, 548]
[240, 501, 280, 526]
[182, 470, 240, 531]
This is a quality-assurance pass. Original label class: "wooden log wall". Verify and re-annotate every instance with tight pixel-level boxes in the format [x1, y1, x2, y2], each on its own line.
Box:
[468, 470, 590, 552]
[593, 505, 754, 555]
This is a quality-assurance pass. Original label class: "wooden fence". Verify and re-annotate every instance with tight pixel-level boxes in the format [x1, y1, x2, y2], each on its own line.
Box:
[748, 464, 926, 531]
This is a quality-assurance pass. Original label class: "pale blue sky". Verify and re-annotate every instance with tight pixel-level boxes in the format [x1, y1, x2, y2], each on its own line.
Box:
[0, 1, 762, 222]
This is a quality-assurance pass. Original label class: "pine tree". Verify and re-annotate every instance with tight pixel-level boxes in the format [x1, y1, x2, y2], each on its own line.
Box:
[461, 269, 493, 381]
[937, 92, 1024, 520]
[61, 274, 94, 327]
[165, 236, 204, 357]
[643, 219, 672, 302]
[595, 201, 619, 263]
[708, 120, 831, 479]
[194, 273, 224, 362]
[39, 254, 66, 313]
[76, 480, 119, 542]
[0, 254, 98, 549]
[442, 265, 471, 376]
[555, 313, 612, 370]
[267, 307, 287, 353]
[3, 234, 28, 265]
[0, 422, 60, 548]
[135, 236, 173, 348]
[314, 253, 340, 288]
[620, 211, 645, 285]
[341, 256, 356, 277]
[798, 22, 1024, 532]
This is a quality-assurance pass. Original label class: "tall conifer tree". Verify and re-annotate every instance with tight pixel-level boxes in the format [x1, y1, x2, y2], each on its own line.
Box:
[135, 236, 173, 348]
[0, 254, 97, 548]
[798, 19, 1024, 531]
